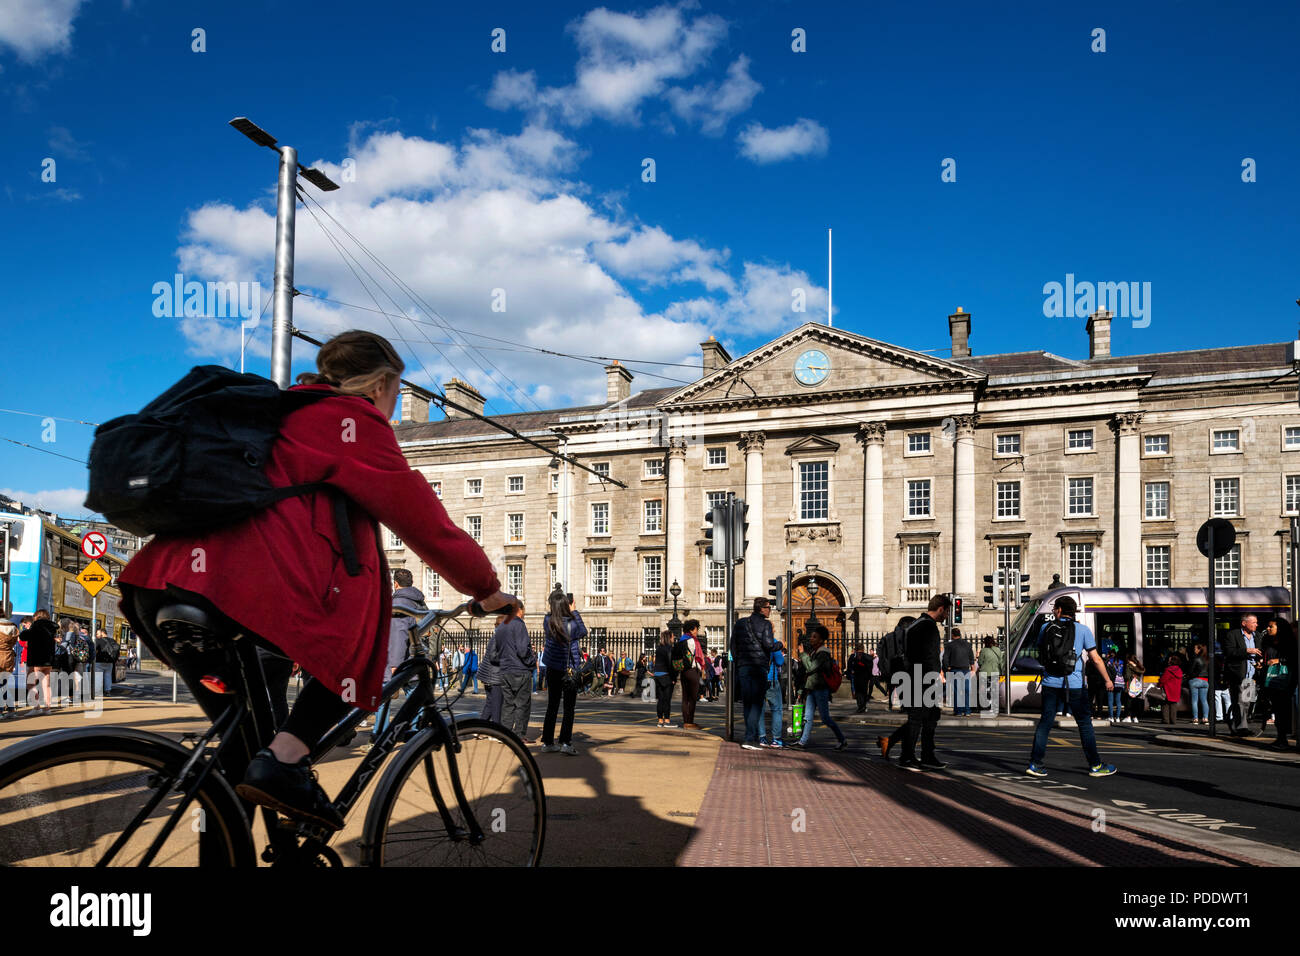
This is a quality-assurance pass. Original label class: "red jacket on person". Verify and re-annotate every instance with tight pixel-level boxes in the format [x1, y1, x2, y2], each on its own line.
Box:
[118, 385, 500, 711]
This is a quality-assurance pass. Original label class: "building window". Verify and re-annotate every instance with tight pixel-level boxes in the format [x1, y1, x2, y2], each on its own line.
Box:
[423, 568, 442, 601]
[907, 544, 931, 587]
[1067, 429, 1095, 452]
[549, 471, 559, 492]
[906, 479, 931, 518]
[550, 512, 558, 543]
[507, 563, 524, 595]
[644, 458, 664, 478]
[590, 557, 609, 594]
[466, 478, 483, 497]
[507, 475, 524, 494]
[906, 433, 931, 455]
[465, 515, 482, 543]
[589, 462, 611, 482]
[705, 491, 728, 515]
[549, 562, 557, 592]
[1144, 482, 1170, 520]
[1286, 427, 1300, 451]
[799, 461, 829, 520]
[706, 447, 727, 467]
[995, 433, 1021, 457]
[1286, 476, 1300, 515]
[1212, 478, 1240, 517]
[385, 528, 403, 550]
[706, 561, 725, 590]
[1144, 546, 1171, 587]
[1214, 545, 1241, 586]
[1067, 477, 1094, 516]
[430, 480, 442, 498]
[1211, 429, 1240, 453]
[995, 481, 1021, 519]
[1144, 434, 1170, 456]
[643, 555, 662, 593]
[591, 502, 610, 536]
[643, 499, 663, 533]
[507, 513, 525, 544]
[1067, 543, 1093, 585]
[996, 544, 1021, 572]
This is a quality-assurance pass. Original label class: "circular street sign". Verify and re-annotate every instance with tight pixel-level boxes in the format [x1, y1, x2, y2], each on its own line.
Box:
[1196, 519, 1236, 559]
[81, 531, 108, 559]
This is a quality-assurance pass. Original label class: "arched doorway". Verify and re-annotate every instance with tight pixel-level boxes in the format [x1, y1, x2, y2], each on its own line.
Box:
[789, 576, 847, 663]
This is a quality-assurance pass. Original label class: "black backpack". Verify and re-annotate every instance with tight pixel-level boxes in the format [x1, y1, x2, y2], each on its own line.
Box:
[86, 365, 360, 575]
[1039, 617, 1077, 678]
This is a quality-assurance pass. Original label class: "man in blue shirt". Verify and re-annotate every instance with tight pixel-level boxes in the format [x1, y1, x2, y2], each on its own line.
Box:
[761, 639, 786, 748]
[1026, 595, 1117, 777]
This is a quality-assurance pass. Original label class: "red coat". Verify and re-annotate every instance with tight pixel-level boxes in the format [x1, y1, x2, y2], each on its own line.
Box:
[1159, 664, 1184, 704]
[119, 386, 500, 710]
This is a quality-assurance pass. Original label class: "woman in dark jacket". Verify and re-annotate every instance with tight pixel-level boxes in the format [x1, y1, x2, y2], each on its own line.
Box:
[633, 653, 649, 700]
[1259, 618, 1296, 750]
[23, 610, 58, 713]
[540, 590, 585, 754]
[653, 629, 676, 728]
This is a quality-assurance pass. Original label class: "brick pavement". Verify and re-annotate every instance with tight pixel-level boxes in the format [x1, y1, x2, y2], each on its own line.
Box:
[679, 744, 1267, 867]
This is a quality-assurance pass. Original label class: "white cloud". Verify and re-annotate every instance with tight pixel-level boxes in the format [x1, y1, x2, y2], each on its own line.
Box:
[737, 118, 830, 164]
[174, 124, 827, 408]
[666, 56, 761, 136]
[0, 0, 86, 62]
[488, 3, 753, 132]
[1, 487, 92, 516]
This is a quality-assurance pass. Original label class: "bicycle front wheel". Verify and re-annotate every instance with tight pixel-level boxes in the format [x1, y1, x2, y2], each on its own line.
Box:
[365, 719, 544, 866]
[0, 727, 252, 867]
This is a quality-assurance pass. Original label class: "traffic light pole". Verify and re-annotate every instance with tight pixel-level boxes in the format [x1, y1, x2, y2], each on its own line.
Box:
[724, 498, 736, 743]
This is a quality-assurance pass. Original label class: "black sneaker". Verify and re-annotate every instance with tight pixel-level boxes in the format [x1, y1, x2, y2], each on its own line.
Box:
[898, 758, 923, 772]
[919, 758, 948, 770]
[236, 749, 345, 831]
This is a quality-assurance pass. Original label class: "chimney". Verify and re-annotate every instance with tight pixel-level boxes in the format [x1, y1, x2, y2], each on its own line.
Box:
[700, 335, 731, 379]
[1086, 308, 1112, 360]
[442, 378, 485, 419]
[605, 360, 633, 404]
[948, 307, 971, 359]
[399, 384, 432, 423]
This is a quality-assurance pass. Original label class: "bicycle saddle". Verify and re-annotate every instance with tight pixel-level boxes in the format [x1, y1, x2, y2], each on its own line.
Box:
[155, 603, 232, 653]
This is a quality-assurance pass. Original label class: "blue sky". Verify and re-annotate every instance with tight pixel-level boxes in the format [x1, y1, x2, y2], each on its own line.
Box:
[1, 0, 1297, 516]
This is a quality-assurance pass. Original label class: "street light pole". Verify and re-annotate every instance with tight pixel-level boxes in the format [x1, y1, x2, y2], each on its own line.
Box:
[668, 579, 682, 638]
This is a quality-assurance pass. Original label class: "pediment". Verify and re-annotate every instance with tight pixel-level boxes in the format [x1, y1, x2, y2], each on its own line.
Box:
[663, 323, 979, 407]
[784, 434, 841, 456]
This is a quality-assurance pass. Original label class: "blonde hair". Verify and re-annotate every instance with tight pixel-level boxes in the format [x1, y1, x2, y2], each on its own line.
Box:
[297, 330, 405, 398]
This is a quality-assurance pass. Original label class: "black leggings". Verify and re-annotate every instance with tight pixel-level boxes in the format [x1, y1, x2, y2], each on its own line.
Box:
[542, 671, 577, 746]
[655, 675, 674, 719]
[680, 668, 700, 724]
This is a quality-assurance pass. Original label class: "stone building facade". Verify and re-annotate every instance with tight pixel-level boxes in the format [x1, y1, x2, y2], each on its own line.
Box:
[386, 310, 1297, 651]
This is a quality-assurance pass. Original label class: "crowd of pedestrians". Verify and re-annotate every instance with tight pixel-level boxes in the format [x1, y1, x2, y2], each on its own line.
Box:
[0, 607, 124, 719]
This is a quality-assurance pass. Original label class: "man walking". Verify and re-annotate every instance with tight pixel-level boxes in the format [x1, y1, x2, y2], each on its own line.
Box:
[847, 643, 874, 713]
[732, 597, 775, 751]
[496, 603, 536, 742]
[898, 595, 949, 772]
[793, 624, 848, 751]
[1221, 614, 1262, 736]
[93, 627, 119, 696]
[1026, 595, 1117, 777]
[942, 626, 976, 717]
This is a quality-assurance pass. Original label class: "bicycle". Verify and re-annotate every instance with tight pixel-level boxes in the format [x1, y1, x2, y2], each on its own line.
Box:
[0, 598, 545, 867]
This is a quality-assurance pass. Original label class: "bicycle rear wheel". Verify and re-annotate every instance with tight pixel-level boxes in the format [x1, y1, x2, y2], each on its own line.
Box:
[0, 727, 252, 867]
[365, 719, 544, 866]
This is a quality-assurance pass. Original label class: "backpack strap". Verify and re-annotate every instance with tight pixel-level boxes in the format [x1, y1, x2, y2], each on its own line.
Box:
[259, 482, 361, 577]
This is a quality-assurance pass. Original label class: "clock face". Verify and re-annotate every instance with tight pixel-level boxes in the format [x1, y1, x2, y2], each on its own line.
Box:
[793, 349, 831, 387]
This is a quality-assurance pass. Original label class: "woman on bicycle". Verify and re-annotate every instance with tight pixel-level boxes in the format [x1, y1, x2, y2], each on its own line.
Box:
[119, 330, 516, 830]
[539, 588, 585, 754]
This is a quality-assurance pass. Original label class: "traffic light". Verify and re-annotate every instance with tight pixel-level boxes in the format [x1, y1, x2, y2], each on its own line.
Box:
[768, 575, 783, 611]
[952, 595, 963, 624]
[983, 573, 996, 606]
[704, 503, 729, 562]
[1018, 573, 1031, 607]
[730, 499, 749, 564]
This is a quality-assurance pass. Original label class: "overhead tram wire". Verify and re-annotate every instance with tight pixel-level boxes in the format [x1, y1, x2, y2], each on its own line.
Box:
[289, 328, 627, 489]
[0, 437, 88, 465]
[296, 189, 545, 416]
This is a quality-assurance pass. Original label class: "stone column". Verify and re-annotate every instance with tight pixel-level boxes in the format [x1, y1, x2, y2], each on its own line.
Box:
[953, 415, 977, 596]
[1112, 412, 1143, 587]
[856, 423, 886, 601]
[666, 438, 688, 598]
[740, 431, 766, 602]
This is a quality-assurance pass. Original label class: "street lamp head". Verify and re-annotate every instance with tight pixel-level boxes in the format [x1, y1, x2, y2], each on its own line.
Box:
[299, 165, 340, 192]
[670, 579, 682, 600]
[229, 117, 278, 149]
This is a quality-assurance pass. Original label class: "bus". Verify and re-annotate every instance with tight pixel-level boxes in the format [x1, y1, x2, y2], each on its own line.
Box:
[1, 512, 134, 654]
[1000, 586, 1292, 711]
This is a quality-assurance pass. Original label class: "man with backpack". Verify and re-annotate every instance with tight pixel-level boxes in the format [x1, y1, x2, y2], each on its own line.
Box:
[897, 595, 950, 771]
[791, 623, 847, 751]
[93, 628, 119, 695]
[847, 643, 874, 713]
[1026, 595, 1117, 777]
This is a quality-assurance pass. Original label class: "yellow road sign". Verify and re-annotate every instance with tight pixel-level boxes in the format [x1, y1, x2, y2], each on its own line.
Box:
[77, 560, 111, 597]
